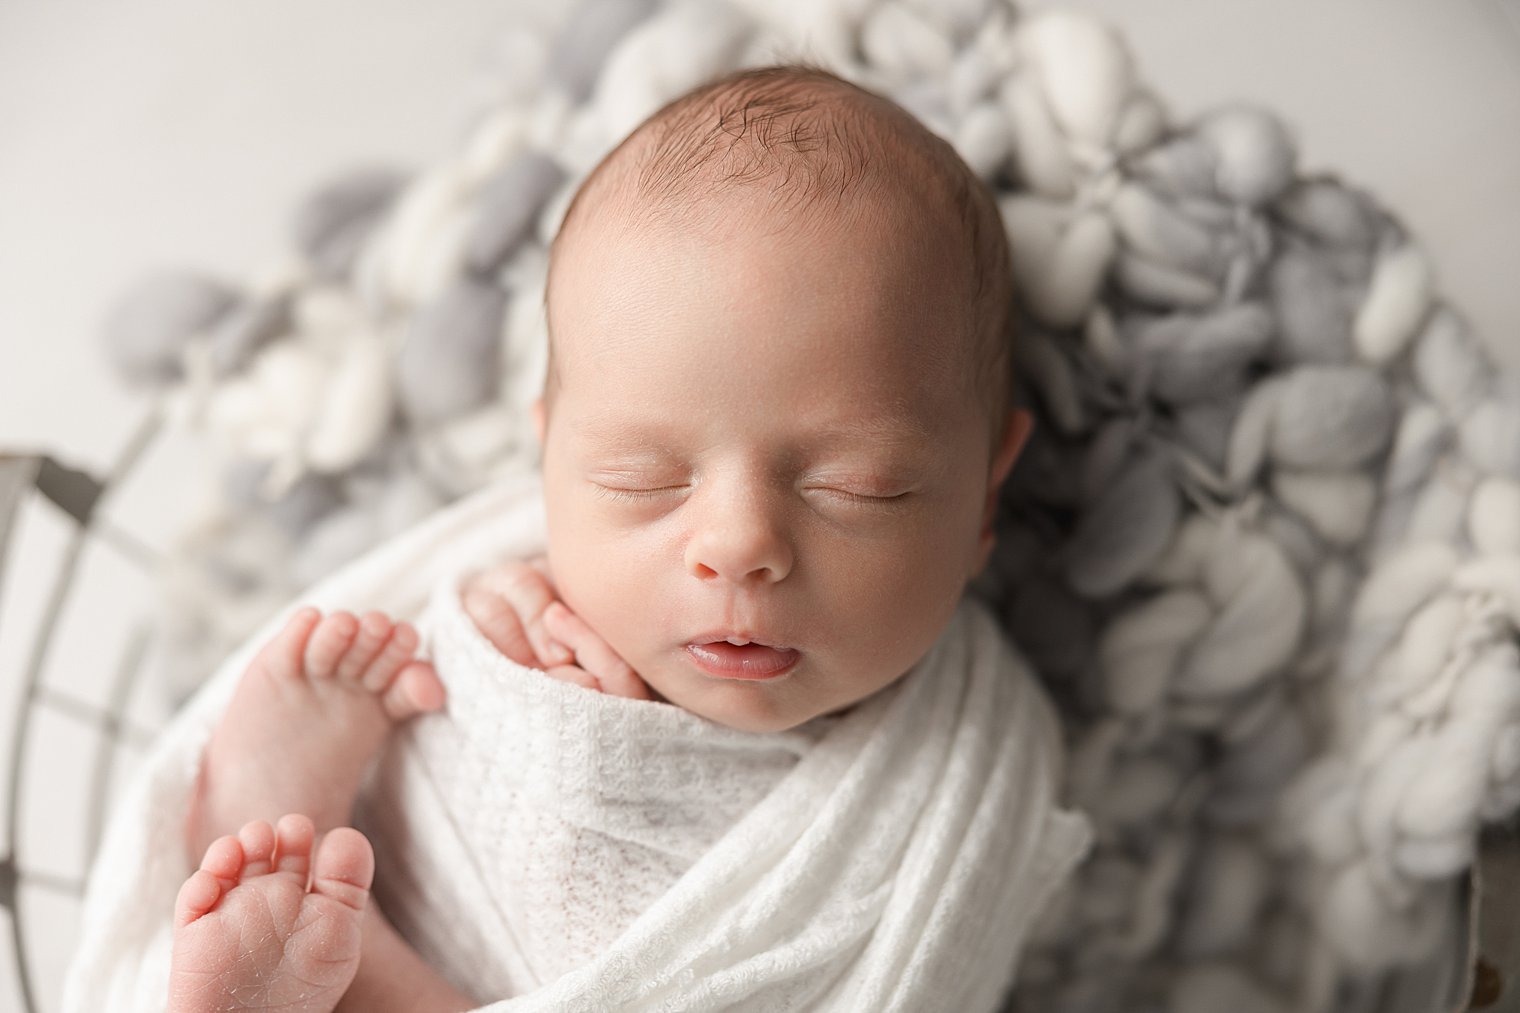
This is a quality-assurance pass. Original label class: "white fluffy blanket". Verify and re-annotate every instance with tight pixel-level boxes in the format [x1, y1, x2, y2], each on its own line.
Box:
[65, 471, 1091, 1011]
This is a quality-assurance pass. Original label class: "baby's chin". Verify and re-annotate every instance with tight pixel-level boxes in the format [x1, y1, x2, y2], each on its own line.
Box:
[644, 665, 826, 735]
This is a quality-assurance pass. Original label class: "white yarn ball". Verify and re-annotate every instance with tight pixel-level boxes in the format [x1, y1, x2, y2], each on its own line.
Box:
[1177, 837, 1272, 958]
[860, 2, 955, 79]
[1114, 251, 1220, 309]
[1348, 544, 1459, 641]
[1412, 307, 1487, 416]
[305, 334, 394, 473]
[1318, 862, 1417, 972]
[1353, 244, 1434, 365]
[1169, 961, 1285, 1013]
[1355, 734, 1429, 856]
[1394, 830, 1474, 879]
[1174, 531, 1305, 699]
[1452, 555, 1520, 628]
[592, 0, 753, 141]
[952, 100, 1013, 179]
[1194, 106, 1297, 206]
[1109, 182, 1216, 276]
[1382, 403, 1449, 497]
[1001, 76, 1077, 198]
[1270, 470, 1376, 547]
[204, 339, 325, 464]
[1459, 399, 1520, 478]
[1099, 590, 1211, 714]
[368, 162, 473, 307]
[1112, 90, 1167, 156]
[1019, 10, 1135, 146]
[1469, 478, 1520, 554]
[1290, 765, 1360, 865]
[1404, 463, 1473, 546]
[1372, 594, 1464, 708]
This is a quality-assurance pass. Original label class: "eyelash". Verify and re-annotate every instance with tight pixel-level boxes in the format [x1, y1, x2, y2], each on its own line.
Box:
[811, 488, 911, 506]
[591, 483, 909, 507]
[591, 484, 683, 503]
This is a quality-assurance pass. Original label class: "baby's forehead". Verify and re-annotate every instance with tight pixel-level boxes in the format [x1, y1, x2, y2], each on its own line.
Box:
[544, 66, 1010, 421]
[565, 71, 965, 247]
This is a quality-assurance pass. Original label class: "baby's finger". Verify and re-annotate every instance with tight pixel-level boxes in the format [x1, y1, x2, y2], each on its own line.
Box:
[462, 588, 539, 668]
[469, 565, 572, 667]
[525, 554, 558, 587]
[542, 603, 652, 701]
[544, 664, 602, 693]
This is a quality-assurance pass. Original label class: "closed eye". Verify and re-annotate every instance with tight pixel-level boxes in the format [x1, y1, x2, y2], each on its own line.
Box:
[591, 483, 688, 503]
[806, 487, 913, 506]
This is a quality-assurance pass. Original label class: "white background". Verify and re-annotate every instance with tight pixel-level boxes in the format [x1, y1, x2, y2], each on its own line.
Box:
[0, 0, 1516, 1007]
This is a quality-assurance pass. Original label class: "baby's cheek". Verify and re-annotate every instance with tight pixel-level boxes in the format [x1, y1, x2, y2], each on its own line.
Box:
[850, 540, 967, 661]
[552, 552, 646, 651]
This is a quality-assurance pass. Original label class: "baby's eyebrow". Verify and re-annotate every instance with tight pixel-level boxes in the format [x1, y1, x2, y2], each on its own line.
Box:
[571, 420, 680, 452]
[811, 413, 936, 448]
[573, 411, 936, 453]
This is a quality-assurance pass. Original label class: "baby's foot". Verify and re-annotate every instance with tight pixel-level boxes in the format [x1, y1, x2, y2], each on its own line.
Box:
[187, 607, 445, 860]
[169, 815, 372, 1013]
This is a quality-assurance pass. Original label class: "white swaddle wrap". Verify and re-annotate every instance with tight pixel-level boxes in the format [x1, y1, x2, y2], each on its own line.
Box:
[65, 471, 1091, 1012]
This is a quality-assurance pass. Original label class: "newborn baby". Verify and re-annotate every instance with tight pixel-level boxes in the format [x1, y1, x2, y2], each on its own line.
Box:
[167, 64, 1048, 1012]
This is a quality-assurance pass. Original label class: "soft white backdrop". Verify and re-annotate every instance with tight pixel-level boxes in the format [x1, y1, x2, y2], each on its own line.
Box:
[0, 1, 1515, 1008]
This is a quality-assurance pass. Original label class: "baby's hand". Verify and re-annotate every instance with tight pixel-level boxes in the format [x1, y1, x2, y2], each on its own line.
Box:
[462, 558, 652, 700]
[462, 556, 572, 669]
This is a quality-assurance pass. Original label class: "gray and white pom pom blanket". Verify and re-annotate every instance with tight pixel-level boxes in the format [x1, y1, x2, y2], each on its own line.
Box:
[64, 472, 1091, 1011]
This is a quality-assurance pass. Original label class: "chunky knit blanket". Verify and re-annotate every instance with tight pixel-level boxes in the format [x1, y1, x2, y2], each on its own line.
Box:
[63, 472, 1090, 1011]
[86, 1, 1518, 1010]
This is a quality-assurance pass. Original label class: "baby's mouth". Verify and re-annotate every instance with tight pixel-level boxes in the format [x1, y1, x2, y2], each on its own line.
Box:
[684, 638, 800, 680]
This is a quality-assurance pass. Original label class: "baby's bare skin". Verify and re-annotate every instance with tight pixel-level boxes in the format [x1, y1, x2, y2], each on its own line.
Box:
[173, 590, 637, 1012]
[173, 607, 447, 1012]
[462, 556, 653, 699]
[184, 607, 445, 863]
[170, 815, 372, 1013]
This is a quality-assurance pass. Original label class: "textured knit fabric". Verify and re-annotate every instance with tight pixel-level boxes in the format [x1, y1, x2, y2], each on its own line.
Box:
[360, 572, 832, 994]
[64, 472, 1090, 1011]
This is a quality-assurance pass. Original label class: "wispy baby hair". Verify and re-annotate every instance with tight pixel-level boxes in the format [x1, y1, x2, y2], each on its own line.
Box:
[548, 64, 1015, 428]
[635, 65, 877, 221]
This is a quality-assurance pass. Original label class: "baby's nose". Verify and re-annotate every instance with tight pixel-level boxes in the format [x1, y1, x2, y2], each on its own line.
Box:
[683, 489, 794, 584]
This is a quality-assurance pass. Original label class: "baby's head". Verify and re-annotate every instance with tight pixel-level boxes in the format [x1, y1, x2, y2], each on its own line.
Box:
[534, 65, 1029, 733]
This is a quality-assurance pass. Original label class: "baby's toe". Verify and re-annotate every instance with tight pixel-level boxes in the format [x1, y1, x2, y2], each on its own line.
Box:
[380, 660, 447, 721]
[332, 611, 394, 685]
[173, 868, 227, 929]
[174, 834, 243, 928]
[236, 819, 278, 878]
[272, 813, 317, 882]
[308, 827, 374, 914]
[303, 612, 361, 679]
[250, 607, 323, 682]
[197, 833, 246, 882]
[359, 620, 422, 693]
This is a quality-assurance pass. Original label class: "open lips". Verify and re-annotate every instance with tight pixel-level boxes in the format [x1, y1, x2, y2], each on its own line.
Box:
[684, 636, 801, 679]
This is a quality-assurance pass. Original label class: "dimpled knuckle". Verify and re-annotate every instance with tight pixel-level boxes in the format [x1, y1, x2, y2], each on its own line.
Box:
[464, 589, 505, 625]
[501, 560, 543, 588]
[547, 665, 600, 692]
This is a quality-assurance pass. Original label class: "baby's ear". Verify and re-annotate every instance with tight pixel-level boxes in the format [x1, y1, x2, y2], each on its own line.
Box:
[531, 398, 547, 447]
[990, 409, 1032, 487]
[975, 410, 1033, 572]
